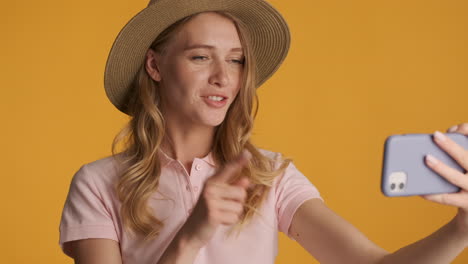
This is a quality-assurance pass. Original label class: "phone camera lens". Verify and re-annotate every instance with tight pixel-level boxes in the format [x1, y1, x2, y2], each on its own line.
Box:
[399, 183, 405, 189]
[390, 183, 396, 190]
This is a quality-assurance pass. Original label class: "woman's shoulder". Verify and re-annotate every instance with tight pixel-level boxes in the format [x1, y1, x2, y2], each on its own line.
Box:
[257, 147, 283, 160]
[85, 152, 125, 170]
[257, 147, 290, 169]
[73, 153, 126, 186]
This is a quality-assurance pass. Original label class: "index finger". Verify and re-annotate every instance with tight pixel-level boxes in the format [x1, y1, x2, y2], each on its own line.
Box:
[212, 150, 251, 183]
[433, 131, 468, 170]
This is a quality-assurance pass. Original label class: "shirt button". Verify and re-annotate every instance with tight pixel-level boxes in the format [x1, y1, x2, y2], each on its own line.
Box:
[195, 164, 202, 171]
[193, 186, 199, 192]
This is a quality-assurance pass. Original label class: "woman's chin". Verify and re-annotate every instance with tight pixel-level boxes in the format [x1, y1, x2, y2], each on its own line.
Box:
[202, 115, 226, 127]
[206, 119, 225, 127]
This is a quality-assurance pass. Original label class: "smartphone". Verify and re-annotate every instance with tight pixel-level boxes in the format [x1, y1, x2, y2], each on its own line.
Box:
[381, 133, 468, 197]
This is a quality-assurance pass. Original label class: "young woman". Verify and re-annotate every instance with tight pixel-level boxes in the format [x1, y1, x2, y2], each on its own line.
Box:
[59, 0, 468, 263]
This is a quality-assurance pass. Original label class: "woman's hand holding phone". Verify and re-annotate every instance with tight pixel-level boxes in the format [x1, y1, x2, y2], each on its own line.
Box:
[421, 123, 468, 238]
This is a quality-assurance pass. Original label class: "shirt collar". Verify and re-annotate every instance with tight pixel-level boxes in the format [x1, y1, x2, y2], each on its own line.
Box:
[158, 148, 216, 167]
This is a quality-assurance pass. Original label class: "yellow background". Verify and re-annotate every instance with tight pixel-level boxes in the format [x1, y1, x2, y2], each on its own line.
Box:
[2, 0, 467, 263]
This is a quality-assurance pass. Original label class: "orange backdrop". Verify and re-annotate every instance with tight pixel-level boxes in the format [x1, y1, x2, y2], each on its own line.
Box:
[2, 0, 467, 263]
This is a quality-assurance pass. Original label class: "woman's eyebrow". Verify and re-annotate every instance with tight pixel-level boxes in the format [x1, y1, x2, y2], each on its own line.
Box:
[183, 44, 243, 52]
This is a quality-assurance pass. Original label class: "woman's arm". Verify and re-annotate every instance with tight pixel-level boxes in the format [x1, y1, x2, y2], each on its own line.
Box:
[65, 235, 202, 264]
[290, 198, 467, 264]
[291, 124, 468, 264]
[377, 212, 467, 264]
[65, 239, 122, 264]
[289, 198, 388, 264]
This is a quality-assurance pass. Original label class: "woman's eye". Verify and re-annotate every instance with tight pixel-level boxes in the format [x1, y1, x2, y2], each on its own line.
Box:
[232, 60, 244, 64]
[192, 56, 208, 61]
[190, 56, 244, 65]
[231, 58, 245, 65]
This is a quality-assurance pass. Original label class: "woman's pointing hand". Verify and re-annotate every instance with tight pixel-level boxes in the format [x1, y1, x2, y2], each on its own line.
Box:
[180, 150, 252, 248]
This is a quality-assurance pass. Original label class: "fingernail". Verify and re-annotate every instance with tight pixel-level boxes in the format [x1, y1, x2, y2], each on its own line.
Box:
[434, 131, 447, 142]
[448, 125, 458, 133]
[426, 154, 439, 166]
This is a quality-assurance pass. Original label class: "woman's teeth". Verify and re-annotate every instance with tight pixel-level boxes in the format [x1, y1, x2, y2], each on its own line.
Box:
[207, 96, 224, 101]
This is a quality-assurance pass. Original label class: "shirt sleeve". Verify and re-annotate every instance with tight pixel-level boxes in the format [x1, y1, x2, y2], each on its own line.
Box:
[58, 164, 119, 255]
[275, 157, 323, 240]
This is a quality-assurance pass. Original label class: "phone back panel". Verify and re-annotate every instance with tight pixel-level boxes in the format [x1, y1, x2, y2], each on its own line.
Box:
[382, 133, 468, 197]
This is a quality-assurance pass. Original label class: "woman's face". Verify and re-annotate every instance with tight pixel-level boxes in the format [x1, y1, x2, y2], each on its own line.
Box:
[146, 12, 244, 128]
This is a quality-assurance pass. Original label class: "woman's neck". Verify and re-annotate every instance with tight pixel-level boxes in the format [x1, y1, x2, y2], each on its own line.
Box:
[160, 122, 215, 165]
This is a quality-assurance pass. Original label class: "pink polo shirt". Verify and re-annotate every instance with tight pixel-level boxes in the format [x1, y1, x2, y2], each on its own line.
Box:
[59, 149, 323, 264]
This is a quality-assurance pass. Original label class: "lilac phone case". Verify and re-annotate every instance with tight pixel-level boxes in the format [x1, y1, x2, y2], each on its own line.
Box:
[382, 133, 468, 197]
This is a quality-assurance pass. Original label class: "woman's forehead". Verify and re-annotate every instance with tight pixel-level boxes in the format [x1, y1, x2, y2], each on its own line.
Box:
[175, 13, 243, 50]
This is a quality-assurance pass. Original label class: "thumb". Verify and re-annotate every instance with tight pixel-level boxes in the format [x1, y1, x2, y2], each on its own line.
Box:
[213, 150, 252, 183]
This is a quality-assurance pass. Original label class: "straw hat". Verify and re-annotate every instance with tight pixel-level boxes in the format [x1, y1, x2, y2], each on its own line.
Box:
[104, 0, 291, 115]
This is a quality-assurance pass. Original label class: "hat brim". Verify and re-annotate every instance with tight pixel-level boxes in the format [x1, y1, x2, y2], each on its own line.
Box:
[104, 0, 290, 115]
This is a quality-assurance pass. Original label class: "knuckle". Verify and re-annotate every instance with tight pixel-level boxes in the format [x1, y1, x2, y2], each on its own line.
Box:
[235, 214, 240, 222]
[458, 123, 468, 133]
[223, 163, 236, 172]
[238, 188, 247, 200]
[206, 194, 216, 204]
[204, 202, 213, 212]
[449, 175, 461, 187]
[230, 213, 240, 223]
[208, 210, 219, 220]
[237, 203, 244, 214]
[203, 190, 211, 200]
[440, 194, 449, 205]
[223, 218, 234, 225]
[204, 186, 217, 197]
[205, 198, 214, 208]
[454, 151, 465, 163]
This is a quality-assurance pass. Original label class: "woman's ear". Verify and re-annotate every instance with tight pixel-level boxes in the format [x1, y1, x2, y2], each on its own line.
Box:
[145, 49, 162, 82]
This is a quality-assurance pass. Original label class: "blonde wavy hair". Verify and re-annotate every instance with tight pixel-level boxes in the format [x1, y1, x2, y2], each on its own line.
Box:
[111, 11, 292, 242]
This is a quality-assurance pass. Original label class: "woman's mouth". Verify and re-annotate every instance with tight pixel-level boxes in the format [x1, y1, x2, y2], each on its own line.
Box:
[202, 96, 227, 108]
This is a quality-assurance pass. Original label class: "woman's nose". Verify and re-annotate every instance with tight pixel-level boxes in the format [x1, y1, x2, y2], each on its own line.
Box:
[208, 60, 229, 87]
